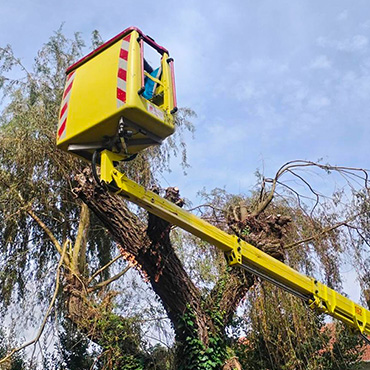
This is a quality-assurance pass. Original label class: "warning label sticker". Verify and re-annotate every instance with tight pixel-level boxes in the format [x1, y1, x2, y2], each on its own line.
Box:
[147, 102, 164, 121]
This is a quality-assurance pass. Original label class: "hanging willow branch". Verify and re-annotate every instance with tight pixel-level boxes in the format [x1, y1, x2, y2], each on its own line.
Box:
[0, 240, 68, 365]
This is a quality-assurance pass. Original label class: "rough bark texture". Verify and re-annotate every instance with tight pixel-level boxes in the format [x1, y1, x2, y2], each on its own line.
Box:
[74, 171, 213, 344]
[217, 268, 255, 326]
[73, 170, 282, 368]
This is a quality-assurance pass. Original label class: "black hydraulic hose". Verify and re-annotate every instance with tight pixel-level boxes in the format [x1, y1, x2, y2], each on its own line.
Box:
[123, 153, 138, 162]
[91, 149, 121, 192]
[361, 333, 370, 345]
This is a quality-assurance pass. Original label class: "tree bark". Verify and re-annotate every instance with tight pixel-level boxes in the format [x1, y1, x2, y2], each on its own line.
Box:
[74, 171, 212, 343]
[73, 170, 261, 367]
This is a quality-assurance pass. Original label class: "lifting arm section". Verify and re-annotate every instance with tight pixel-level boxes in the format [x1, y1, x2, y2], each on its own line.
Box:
[99, 150, 370, 338]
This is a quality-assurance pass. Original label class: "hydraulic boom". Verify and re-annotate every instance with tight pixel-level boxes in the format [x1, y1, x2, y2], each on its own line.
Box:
[98, 149, 370, 340]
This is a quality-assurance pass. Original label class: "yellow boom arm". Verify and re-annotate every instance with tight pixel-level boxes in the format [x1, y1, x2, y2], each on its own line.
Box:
[100, 149, 370, 338]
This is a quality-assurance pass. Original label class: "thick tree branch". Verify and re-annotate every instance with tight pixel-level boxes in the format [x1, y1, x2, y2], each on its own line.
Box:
[251, 177, 277, 217]
[210, 267, 255, 326]
[74, 171, 207, 341]
[72, 202, 90, 273]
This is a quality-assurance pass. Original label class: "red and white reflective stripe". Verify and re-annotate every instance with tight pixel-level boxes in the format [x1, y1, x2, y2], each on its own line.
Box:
[117, 34, 131, 107]
[58, 71, 76, 140]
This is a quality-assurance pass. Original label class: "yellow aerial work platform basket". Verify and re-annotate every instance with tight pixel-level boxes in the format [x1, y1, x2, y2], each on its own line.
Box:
[56, 27, 177, 161]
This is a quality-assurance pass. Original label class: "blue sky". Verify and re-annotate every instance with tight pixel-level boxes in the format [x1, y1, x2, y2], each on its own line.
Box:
[1, 0, 369, 301]
[1, 0, 369, 200]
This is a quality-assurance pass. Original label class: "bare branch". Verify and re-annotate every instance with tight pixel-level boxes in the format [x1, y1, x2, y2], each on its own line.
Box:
[88, 253, 123, 284]
[275, 160, 369, 186]
[251, 177, 277, 217]
[89, 265, 131, 292]
[274, 180, 319, 222]
[286, 169, 320, 216]
[345, 224, 370, 249]
[254, 160, 370, 219]
[284, 220, 350, 250]
[186, 204, 225, 213]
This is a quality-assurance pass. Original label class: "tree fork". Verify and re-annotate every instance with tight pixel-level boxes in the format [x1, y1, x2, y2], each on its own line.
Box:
[74, 171, 212, 343]
[73, 170, 256, 368]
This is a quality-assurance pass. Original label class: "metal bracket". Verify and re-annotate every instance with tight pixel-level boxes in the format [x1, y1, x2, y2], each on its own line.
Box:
[309, 279, 367, 333]
[225, 238, 243, 266]
[309, 279, 337, 314]
[100, 150, 124, 184]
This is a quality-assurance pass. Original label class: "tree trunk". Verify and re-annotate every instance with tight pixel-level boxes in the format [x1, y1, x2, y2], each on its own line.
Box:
[73, 170, 273, 368]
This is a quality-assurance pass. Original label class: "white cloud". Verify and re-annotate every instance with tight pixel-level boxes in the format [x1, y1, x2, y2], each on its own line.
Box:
[235, 82, 265, 102]
[307, 96, 331, 110]
[351, 35, 369, 51]
[309, 55, 332, 69]
[336, 10, 348, 21]
[317, 35, 368, 52]
[360, 19, 370, 30]
[282, 82, 309, 108]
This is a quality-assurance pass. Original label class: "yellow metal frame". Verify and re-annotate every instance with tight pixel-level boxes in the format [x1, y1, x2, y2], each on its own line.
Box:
[57, 29, 176, 161]
[100, 149, 370, 337]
